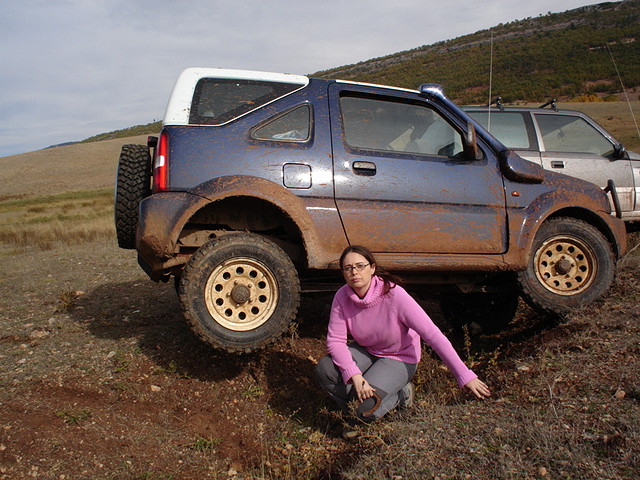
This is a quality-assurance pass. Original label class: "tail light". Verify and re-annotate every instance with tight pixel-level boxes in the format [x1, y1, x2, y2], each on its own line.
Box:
[153, 131, 168, 192]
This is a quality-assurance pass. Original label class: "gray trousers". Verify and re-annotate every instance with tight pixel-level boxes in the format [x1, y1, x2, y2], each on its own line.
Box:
[315, 343, 417, 421]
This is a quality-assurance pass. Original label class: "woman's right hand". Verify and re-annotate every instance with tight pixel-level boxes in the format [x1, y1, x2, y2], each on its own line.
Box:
[351, 373, 376, 402]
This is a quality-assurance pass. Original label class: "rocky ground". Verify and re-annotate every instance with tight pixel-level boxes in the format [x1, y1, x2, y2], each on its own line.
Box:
[0, 237, 638, 479]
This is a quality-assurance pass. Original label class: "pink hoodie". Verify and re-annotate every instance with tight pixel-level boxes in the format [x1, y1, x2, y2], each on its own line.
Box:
[327, 275, 477, 387]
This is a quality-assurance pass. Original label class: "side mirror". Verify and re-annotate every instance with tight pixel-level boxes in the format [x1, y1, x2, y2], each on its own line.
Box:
[463, 122, 483, 161]
[500, 150, 544, 184]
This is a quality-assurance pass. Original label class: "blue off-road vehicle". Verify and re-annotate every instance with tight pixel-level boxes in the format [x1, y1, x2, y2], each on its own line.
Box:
[114, 68, 626, 352]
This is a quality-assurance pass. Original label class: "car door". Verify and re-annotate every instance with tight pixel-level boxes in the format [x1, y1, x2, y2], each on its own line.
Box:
[329, 84, 508, 255]
[533, 112, 635, 213]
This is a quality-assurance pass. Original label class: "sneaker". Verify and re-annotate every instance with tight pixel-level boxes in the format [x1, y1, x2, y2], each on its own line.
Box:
[399, 382, 415, 409]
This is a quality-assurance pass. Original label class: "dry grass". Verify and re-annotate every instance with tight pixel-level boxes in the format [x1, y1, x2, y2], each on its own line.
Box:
[0, 237, 637, 479]
[0, 188, 114, 252]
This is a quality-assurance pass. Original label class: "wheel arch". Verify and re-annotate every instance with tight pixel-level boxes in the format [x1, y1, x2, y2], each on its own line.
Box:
[508, 197, 625, 269]
[545, 207, 624, 258]
[171, 176, 327, 266]
[183, 194, 307, 263]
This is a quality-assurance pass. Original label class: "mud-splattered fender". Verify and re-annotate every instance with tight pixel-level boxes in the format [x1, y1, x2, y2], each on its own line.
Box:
[136, 175, 345, 273]
[503, 171, 627, 268]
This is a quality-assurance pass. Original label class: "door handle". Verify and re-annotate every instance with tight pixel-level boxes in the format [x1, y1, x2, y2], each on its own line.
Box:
[550, 161, 565, 169]
[352, 161, 376, 176]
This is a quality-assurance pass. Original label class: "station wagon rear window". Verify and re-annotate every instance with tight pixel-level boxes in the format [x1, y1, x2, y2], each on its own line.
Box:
[189, 79, 302, 125]
[468, 111, 534, 150]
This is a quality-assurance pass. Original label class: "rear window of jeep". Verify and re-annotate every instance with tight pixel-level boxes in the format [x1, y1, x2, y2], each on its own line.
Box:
[189, 79, 302, 125]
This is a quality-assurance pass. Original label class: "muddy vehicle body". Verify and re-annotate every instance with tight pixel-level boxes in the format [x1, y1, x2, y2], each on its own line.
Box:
[114, 68, 627, 352]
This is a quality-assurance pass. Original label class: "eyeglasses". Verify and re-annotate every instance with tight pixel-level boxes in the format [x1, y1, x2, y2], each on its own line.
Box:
[342, 263, 370, 273]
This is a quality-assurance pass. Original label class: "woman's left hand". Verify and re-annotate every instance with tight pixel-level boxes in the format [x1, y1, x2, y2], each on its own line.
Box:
[464, 378, 491, 399]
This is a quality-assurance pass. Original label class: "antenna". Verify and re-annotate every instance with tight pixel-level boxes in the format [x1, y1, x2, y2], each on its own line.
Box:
[487, 29, 494, 131]
[607, 42, 640, 141]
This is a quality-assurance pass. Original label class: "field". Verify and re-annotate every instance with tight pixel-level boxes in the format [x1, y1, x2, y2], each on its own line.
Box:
[0, 104, 639, 479]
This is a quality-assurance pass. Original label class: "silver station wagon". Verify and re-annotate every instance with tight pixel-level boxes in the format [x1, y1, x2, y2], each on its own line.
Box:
[465, 102, 640, 225]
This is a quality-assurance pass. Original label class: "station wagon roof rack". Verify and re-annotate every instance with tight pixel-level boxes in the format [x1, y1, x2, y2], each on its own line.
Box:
[486, 96, 504, 110]
[539, 98, 558, 111]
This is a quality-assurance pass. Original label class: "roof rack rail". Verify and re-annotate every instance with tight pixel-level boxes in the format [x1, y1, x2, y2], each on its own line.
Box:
[487, 96, 503, 110]
[539, 98, 558, 111]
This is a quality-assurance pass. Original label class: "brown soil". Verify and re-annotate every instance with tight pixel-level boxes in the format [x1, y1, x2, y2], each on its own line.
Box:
[1, 238, 638, 479]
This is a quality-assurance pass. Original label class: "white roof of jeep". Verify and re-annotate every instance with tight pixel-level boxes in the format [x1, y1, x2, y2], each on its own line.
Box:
[163, 68, 310, 125]
[163, 67, 429, 126]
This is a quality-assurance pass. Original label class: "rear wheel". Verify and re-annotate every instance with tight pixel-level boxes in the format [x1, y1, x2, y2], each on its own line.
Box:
[518, 217, 615, 313]
[114, 144, 151, 249]
[179, 233, 300, 352]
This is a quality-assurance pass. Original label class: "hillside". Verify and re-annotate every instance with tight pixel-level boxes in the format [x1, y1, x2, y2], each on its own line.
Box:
[0, 135, 151, 200]
[314, 0, 640, 104]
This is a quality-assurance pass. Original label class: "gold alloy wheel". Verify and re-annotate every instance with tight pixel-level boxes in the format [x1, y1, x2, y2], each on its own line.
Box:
[204, 257, 278, 331]
[533, 234, 597, 296]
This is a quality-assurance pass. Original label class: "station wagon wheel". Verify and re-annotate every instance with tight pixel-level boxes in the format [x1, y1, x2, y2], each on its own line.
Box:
[518, 218, 615, 314]
[178, 233, 300, 353]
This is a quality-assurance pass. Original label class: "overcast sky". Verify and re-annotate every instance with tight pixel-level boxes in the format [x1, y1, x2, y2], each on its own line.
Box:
[0, 0, 597, 157]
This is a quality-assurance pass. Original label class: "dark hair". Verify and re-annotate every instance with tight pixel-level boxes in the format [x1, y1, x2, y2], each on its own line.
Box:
[339, 245, 402, 295]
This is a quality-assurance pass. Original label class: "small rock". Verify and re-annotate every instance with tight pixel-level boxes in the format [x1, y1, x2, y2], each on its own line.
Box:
[614, 389, 626, 400]
[107, 351, 117, 359]
[494, 427, 504, 435]
[29, 329, 49, 339]
[150, 385, 161, 392]
[538, 466, 548, 476]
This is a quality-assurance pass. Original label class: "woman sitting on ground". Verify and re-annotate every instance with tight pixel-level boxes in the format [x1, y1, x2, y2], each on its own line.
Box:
[315, 245, 490, 429]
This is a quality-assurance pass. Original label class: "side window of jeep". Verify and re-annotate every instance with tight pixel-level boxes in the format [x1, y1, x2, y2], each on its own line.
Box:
[252, 104, 311, 142]
[340, 95, 463, 157]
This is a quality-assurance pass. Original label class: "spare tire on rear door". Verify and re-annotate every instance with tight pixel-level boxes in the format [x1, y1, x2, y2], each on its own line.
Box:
[114, 144, 152, 249]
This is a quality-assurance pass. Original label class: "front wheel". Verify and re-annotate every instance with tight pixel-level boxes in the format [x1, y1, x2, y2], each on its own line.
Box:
[178, 233, 300, 353]
[518, 218, 615, 314]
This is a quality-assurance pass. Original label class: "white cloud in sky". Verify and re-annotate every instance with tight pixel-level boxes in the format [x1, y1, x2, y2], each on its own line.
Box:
[0, 0, 595, 156]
